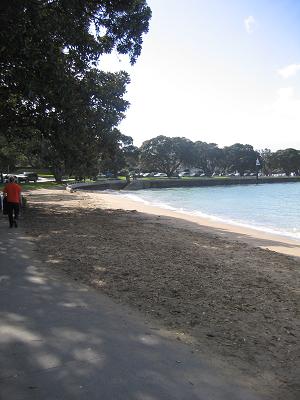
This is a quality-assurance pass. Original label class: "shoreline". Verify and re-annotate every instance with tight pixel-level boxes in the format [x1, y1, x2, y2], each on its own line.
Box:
[86, 190, 300, 258]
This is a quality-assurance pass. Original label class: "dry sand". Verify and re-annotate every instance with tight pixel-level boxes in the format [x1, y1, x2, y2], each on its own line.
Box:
[23, 188, 300, 399]
[88, 190, 300, 258]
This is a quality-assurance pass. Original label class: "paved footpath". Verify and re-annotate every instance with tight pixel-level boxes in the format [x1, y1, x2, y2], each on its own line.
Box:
[0, 218, 267, 400]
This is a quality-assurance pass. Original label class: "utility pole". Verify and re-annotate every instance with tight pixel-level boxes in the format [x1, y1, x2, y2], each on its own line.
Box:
[256, 158, 261, 184]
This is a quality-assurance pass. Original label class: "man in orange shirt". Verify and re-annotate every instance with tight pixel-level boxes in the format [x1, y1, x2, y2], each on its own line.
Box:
[3, 176, 22, 228]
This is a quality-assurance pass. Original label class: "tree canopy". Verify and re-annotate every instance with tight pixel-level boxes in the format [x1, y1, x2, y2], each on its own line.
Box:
[99, 129, 139, 177]
[193, 141, 223, 176]
[223, 143, 258, 176]
[139, 135, 194, 177]
[269, 148, 300, 176]
[0, 0, 151, 180]
[134, 139, 298, 178]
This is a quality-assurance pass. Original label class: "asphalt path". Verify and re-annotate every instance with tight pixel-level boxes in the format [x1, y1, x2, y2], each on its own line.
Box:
[0, 215, 267, 400]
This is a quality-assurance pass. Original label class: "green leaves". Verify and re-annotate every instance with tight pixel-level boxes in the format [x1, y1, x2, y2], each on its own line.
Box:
[139, 135, 194, 176]
[269, 149, 300, 176]
[193, 142, 223, 176]
[223, 143, 258, 176]
[0, 0, 151, 180]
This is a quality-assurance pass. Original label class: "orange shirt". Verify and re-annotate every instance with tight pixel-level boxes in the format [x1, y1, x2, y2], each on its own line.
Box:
[3, 182, 22, 203]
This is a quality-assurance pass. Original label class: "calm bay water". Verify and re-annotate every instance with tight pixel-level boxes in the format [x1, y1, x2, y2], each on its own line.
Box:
[122, 182, 300, 240]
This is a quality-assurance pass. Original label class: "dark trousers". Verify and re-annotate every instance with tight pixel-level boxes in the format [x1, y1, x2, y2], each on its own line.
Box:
[7, 202, 20, 227]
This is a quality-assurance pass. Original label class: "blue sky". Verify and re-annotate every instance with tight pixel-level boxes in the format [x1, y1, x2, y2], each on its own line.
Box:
[100, 0, 300, 150]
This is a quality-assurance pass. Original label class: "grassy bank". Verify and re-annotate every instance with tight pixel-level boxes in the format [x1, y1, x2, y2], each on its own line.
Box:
[0, 181, 62, 192]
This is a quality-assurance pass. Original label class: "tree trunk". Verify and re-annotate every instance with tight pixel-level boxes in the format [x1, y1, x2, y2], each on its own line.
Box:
[52, 167, 64, 183]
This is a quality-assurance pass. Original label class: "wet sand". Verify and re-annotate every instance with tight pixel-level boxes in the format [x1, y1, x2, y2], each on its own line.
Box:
[86, 190, 300, 258]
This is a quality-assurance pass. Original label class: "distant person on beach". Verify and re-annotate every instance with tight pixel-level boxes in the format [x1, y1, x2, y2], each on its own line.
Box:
[3, 176, 22, 228]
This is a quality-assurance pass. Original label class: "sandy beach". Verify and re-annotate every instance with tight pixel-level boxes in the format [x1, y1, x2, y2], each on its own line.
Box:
[87, 190, 300, 258]
[23, 188, 300, 399]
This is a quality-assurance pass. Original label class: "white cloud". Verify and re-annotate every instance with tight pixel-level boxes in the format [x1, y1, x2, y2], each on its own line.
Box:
[271, 87, 300, 117]
[244, 16, 257, 34]
[264, 87, 300, 148]
[277, 64, 300, 79]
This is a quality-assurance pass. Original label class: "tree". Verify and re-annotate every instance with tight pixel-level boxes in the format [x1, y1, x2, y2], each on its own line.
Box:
[270, 148, 300, 176]
[139, 135, 194, 177]
[0, 1, 151, 180]
[123, 145, 140, 172]
[223, 143, 258, 176]
[259, 148, 273, 176]
[193, 141, 223, 176]
[1, 0, 151, 129]
[15, 69, 131, 181]
[0, 135, 20, 176]
[99, 130, 138, 177]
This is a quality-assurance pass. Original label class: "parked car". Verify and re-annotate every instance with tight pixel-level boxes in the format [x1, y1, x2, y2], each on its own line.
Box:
[21, 172, 38, 182]
[129, 171, 143, 178]
[188, 172, 203, 177]
[154, 173, 168, 177]
[4, 171, 38, 183]
[95, 174, 106, 180]
[143, 172, 156, 177]
[1, 172, 8, 182]
[179, 172, 191, 177]
[4, 174, 28, 183]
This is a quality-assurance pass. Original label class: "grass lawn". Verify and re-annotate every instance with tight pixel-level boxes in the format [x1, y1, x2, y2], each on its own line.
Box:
[0, 181, 62, 192]
[139, 176, 230, 180]
[38, 173, 55, 178]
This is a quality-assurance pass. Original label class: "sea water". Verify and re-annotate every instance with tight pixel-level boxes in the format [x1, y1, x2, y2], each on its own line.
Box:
[121, 182, 300, 241]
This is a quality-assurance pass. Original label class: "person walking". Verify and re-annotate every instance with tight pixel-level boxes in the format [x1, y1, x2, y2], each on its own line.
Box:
[3, 176, 22, 228]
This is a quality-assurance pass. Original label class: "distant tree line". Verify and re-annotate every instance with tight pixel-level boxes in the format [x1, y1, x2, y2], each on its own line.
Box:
[125, 136, 300, 178]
